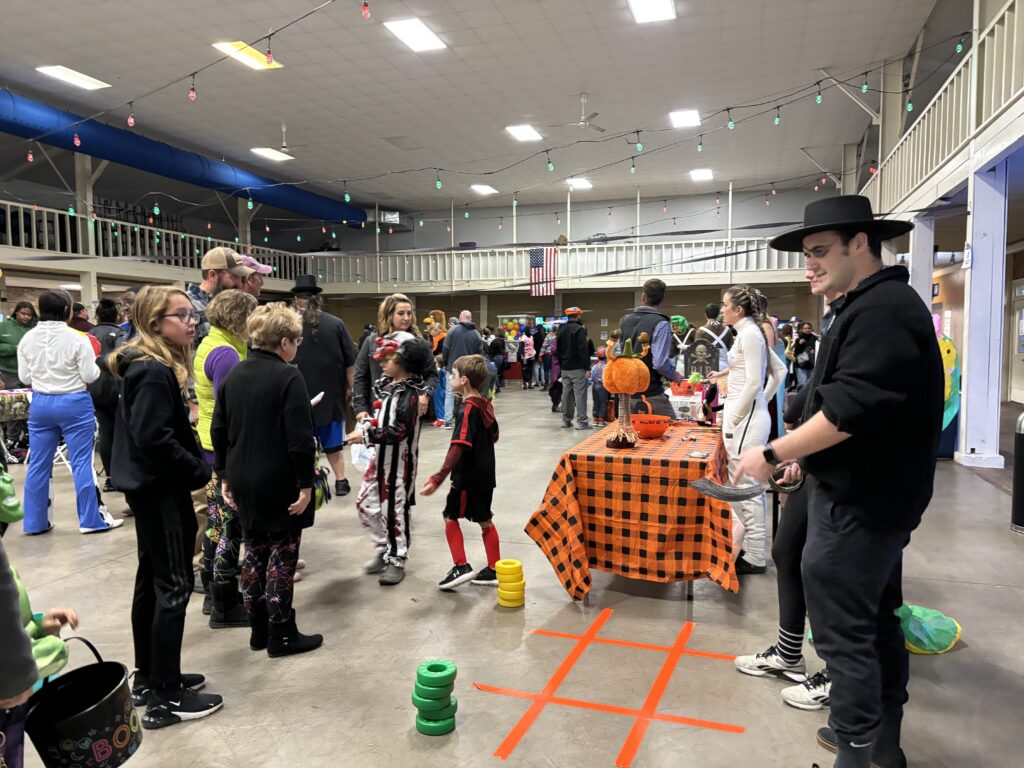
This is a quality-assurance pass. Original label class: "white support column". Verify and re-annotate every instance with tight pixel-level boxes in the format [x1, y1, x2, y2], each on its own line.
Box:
[73, 153, 95, 256]
[554, 291, 563, 317]
[908, 217, 935, 308]
[634, 289, 642, 307]
[879, 59, 904, 162]
[79, 270, 100, 309]
[237, 198, 252, 247]
[956, 160, 1009, 468]
[479, 294, 488, 330]
[842, 144, 859, 194]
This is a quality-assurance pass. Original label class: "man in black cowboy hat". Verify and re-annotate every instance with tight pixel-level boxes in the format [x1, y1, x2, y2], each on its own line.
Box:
[290, 274, 358, 497]
[736, 195, 943, 768]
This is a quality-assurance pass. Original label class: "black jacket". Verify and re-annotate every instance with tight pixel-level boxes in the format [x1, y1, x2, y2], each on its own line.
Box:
[802, 266, 943, 531]
[555, 320, 591, 371]
[212, 349, 316, 532]
[111, 350, 210, 494]
[619, 306, 670, 396]
[293, 311, 357, 427]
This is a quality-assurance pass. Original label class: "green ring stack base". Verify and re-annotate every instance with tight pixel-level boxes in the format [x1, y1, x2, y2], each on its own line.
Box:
[413, 660, 458, 735]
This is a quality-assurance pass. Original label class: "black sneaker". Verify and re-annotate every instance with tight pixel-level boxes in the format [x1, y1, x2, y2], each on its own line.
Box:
[103, 478, 115, 493]
[142, 686, 222, 729]
[470, 567, 499, 586]
[815, 727, 881, 768]
[735, 556, 767, 575]
[335, 478, 351, 497]
[131, 672, 207, 707]
[438, 563, 475, 590]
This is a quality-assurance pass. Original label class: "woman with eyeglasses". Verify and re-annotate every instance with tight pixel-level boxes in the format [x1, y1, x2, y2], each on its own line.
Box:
[17, 290, 121, 535]
[109, 286, 222, 729]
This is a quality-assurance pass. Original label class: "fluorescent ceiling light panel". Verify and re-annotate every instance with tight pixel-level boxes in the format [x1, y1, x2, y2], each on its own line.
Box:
[627, 0, 677, 24]
[566, 178, 593, 190]
[669, 109, 701, 128]
[250, 147, 294, 162]
[35, 66, 110, 90]
[383, 19, 446, 52]
[212, 42, 284, 70]
[689, 168, 714, 181]
[505, 124, 543, 142]
[471, 184, 499, 195]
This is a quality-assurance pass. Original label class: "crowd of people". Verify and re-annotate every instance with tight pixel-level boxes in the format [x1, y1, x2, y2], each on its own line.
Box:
[1, 194, 942, 768]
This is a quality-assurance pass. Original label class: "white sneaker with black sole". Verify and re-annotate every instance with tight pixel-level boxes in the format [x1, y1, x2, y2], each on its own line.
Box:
[438, 563, 475, 590]
[142, 686, 223, 729]
[782, 669, 831, 710]
[80, 506, 125, 534]
[734, 644, 807, 682]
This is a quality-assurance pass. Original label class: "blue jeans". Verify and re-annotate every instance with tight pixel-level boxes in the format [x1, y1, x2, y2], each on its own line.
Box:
[796, 367, 812, 387]
[592, 384, 609, 420]
[434, 368, 447, 422]
[24, 391, 104, 532]
[444, 370, 456, 427]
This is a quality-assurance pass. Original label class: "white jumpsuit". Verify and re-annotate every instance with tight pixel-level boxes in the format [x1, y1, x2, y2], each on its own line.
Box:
[722, 317, 787, 567]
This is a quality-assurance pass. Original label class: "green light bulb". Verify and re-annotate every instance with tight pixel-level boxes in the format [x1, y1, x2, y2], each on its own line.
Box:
[344, 191, 351, 203]
[376, 226, 381, 234]
[247, 199, 254, 210]
[727, 119, 735, 130]
[635, 141, 643, 152]
[153, 203, 160, 215]
[630, 162, 637, 174]
[547, 159, 554, 172]
[68, 206, 75, 216]
[906, 101, 914, 112]
[435, 177, 442, 190]
[861, 81, 869, 94]
[773, 114, 781, 126]
[264, 236, 269, 243]
[512, 197, 518, 207]
[464, 210, 469, 219]
[816, 92, 823, 104]
[418, 219, 424, 227]
[956, 40, 964, 54]
[697, 141, 703, 152]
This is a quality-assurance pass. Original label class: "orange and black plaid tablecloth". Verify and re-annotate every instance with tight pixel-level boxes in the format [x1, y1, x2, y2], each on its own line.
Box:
[525, 423, 738, 599]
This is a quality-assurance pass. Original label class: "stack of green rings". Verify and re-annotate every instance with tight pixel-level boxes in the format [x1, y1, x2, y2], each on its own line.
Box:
[0, 471, 24, 524]
[412, 659, 458, 736]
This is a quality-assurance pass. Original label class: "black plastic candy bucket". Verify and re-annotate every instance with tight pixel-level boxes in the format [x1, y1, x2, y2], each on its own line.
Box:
[25, 637, 142, 767]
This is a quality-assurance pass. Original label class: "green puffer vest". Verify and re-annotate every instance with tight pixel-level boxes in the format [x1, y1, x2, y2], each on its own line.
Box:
[193, 326, 247, 451]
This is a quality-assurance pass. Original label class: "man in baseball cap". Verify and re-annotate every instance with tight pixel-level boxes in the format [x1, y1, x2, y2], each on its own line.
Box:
[189, 248, 254, 348]
[239, 255, 272, 299]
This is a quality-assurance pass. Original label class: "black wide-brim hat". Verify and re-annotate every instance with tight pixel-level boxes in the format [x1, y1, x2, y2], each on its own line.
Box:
[289, 274, 323, 295]
[769, 195, 914, 253]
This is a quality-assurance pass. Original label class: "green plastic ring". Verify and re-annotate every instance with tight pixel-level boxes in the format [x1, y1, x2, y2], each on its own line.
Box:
[414, 681, 454, 700]
[411, 690, 453, 711]
[416, 659, 458, 688]
[416, 714, 456, 736]
[418, 695, 458, 721]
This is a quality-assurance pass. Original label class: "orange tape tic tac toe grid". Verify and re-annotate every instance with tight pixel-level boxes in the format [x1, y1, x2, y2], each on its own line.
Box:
[473, 608, 745, 767]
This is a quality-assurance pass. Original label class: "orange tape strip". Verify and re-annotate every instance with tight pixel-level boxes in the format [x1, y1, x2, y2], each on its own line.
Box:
[532, 628, 736, 660]
[473, 683, 745, 734]
[492, 608, 613, 760]
[616, 621, 695, 768]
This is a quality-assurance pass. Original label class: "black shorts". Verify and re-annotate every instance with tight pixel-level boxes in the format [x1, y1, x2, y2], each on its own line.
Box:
[442, 486, 494, 524]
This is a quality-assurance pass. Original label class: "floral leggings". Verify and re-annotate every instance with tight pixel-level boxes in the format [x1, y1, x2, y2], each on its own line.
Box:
[203, 472, 241, 584]
[241, 529, 301, 624]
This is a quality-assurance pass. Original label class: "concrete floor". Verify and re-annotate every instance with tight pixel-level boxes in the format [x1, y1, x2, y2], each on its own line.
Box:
[5, 388, 1023, 768]
[969, 401, 1023, 495]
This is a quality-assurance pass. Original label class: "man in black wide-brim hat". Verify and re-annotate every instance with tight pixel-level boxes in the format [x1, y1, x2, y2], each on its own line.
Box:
[736, 195, 943, 768]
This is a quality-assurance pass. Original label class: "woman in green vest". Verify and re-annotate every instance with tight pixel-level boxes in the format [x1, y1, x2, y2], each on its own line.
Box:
[193, 290, 257, 629]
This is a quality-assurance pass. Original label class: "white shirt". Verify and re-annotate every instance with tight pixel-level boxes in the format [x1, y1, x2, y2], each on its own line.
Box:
[17, 321, 100, 394]
[725, 317, 787, 420]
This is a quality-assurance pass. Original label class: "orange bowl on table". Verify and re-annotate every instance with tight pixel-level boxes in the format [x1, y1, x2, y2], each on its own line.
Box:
[630, 414, 671, 439]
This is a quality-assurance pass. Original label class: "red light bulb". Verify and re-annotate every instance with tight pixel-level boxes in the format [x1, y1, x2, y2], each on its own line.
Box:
[73, 134, 81, 148]
[265, 48, 273, 65]
[26, 150, 33, 163]
[771, 186, 777, 196]
[361, 1, 371, 20]
[188, 84, 197, 102]
[821, 177, 827, 186]
[265, 224, 271, 233]
[869, 165, 877, 174]
[814, 184, 820, 192]
[321, 226, 327, 234]
[207, 222, 213, 230]
[148, 216, 154, 225]
[388, 226, 393, 235]
[127, 113, 135, 128]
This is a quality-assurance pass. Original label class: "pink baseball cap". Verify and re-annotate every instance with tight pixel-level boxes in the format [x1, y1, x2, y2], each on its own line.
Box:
[240, 255, 272, 276]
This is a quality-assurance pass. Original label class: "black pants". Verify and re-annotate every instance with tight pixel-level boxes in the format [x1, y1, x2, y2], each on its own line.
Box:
[95, 406, 115, 479]
[802, 479, 910, 744]
[241, 529, 301, 624]
[520, 359, 534, 387]
[774, 484, 808, 639]
[127, 487, 197, 691]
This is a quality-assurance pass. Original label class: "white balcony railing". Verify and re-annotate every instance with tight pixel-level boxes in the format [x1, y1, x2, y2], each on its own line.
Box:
[864, 0, 1024, 211]
[313, 238, 803, 289]
[0, 198, 308, 280]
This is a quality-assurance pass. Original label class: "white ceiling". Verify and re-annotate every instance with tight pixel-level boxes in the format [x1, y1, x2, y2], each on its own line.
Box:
[0, 0, 938, 215]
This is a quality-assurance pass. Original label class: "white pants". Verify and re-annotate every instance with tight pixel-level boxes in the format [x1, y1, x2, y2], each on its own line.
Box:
[722, 399, 770, 566]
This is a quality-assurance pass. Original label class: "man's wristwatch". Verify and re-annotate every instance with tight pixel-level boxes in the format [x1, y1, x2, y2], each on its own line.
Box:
[762, 444, 780, 467]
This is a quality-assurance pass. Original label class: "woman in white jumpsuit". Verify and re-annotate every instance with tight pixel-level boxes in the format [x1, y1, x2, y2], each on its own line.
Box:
[714, 285, 787, 574]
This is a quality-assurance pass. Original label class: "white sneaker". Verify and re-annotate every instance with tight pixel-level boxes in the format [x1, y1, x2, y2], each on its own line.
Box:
[782, 669, 831, 710]
[80, 518, 124, 534]
[734, 645, 807, 682]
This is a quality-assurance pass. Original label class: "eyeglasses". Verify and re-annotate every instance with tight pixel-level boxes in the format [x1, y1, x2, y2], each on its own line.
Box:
[160, 310, 199, 324]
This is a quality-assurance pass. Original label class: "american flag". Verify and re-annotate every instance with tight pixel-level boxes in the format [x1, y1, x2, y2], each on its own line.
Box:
[529, 247, 557, 297]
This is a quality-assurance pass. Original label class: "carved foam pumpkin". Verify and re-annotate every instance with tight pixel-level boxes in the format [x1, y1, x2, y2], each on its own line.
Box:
[603, 334, 651, 395]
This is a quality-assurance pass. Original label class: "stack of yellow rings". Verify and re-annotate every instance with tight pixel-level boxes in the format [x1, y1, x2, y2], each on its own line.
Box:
[495, 559, 525, 608]
[412, 659, 458, 736]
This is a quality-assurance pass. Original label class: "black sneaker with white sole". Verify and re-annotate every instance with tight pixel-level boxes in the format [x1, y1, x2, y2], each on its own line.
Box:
[142, 686, 222, 729]
[438, 563, 475, 590]
[470, 566, 499, 586]
[132, 672, 207, 707]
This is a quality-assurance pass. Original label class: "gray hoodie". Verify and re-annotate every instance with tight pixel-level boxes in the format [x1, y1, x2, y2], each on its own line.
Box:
[441, 322, 484, 372]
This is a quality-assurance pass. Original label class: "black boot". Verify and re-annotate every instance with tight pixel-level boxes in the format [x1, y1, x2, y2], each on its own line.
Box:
[249, 601, 268, 651]
[209, 581, 249, 628]
[267, 610, 323, 658]
[200, 571, 212, 616]
[871, 706, 907, 768]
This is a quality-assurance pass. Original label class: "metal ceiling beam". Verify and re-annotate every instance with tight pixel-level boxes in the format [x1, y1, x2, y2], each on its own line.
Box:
[89, 159, 110, 186]
[799, 148, 841, 187]
[34, 142, 73, 193]
[818, 68, 880, 124]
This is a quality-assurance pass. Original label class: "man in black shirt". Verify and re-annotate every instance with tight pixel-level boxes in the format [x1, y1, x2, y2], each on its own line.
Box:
[555, 308, 592, 429]
[737, 196, 943, 768]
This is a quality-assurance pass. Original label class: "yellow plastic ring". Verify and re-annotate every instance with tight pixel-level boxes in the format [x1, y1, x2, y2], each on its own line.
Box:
[495, 560, 523, 577]
[497, 596, 525, 608]
[497, 587, 525, 602]
[497, 577, 525, 591]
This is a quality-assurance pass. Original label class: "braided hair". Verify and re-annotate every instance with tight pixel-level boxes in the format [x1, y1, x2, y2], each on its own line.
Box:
[724, 283, 770, 353]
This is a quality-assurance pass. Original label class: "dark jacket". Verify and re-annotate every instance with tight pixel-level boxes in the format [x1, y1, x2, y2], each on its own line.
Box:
[442, 321, 484, 372]
[293, 310, 357, 427]
[353, 331, 438, 417]
[620, 306, 670, 397]
[212, 349, 316, 532]
[91, 322, 127, 356]
[555, 319, 591, 371]
[793, 332, 817, 370]
[111, 350, 210, 494]
[88, 323, 127, 412]
[802, 266, 943, 531]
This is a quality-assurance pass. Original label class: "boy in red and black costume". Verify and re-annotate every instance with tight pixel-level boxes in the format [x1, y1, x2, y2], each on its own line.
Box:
[421, 354, 501, 589]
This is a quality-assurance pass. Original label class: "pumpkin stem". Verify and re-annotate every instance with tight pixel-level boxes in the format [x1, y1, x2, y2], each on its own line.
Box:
[622, 338, 634, 358]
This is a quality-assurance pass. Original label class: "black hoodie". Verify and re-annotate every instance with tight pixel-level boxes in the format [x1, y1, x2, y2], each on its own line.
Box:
[451, 395, 499, 491]
[111, 348, 210, 494]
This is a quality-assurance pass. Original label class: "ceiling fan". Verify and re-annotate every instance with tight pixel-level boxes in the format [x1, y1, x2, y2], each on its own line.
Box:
[550, 92, 606, 133]
[279, 122, 308, 154]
